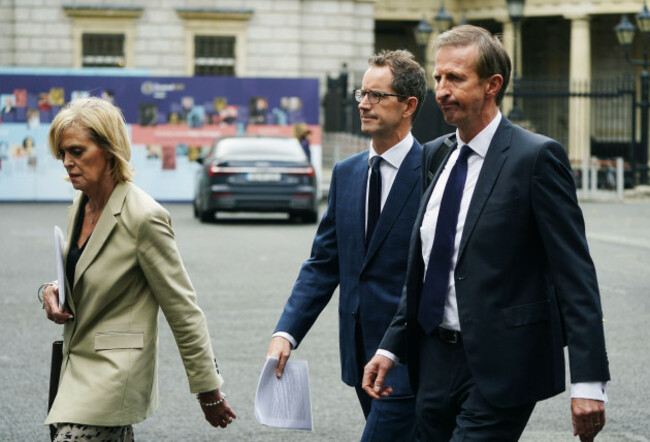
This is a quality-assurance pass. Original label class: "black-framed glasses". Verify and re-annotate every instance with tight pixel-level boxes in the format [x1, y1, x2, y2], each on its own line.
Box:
[354, 89, 409, 104]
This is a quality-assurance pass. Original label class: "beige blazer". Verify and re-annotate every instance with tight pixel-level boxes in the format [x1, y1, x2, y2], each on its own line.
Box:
[45, 182, 223, 427]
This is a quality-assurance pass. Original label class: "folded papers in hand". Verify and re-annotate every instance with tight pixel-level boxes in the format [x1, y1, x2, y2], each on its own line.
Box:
[255, 357, 313, 431]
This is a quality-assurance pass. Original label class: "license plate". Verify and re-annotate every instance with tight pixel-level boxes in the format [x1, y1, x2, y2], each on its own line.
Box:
[247, 173, 281, 182]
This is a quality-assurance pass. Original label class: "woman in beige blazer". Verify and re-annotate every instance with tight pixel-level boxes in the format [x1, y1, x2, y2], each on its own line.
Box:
[39, 97, 236, 441]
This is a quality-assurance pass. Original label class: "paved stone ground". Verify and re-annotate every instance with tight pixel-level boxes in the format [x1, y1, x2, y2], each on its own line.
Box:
[1, 199, 649, 441]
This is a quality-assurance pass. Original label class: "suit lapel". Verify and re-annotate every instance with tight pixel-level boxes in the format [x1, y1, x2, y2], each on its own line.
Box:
[416, 138, 457, 253]
[406, 140, 455, 319]
[65, 194, 82, 258]
[457, 119, 512, 263]
[72, 182, 128, 297]
[352, 151, 371, 253]
[364, 141, 421, 263]
[64, 195, 83, 312]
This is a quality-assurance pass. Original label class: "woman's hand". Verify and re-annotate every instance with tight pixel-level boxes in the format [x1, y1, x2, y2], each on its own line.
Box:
[42, 285, 73, 325]
[197, 389, 237, 428]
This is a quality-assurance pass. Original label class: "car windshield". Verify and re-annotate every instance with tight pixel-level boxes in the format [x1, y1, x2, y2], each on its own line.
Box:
[214, 137, 306, 161]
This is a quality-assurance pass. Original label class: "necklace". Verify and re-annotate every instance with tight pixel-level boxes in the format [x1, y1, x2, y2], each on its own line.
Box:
[87, 194, 108, 226]
[88, 206, 101, 225]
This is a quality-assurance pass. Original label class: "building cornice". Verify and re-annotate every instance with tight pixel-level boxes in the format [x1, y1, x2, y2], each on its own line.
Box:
[63, 5, 143, 19]
[175, 8, 253, 21]
[375, 0, 650, 23]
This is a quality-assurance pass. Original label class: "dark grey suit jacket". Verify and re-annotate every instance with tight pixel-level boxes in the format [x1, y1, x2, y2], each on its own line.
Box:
[381, 117, 610, 408]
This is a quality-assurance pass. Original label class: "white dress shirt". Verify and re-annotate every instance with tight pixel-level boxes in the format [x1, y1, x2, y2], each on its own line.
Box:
[274, 132, 415, 349]
[419, 115, 498, 331]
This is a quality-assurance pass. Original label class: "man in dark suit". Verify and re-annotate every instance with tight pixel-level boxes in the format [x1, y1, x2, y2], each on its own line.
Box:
[363, 25, 610, 442]
[267, 50, 427, 441]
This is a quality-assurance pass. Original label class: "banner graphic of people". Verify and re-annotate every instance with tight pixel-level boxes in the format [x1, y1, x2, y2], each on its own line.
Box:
[0, 74, 320, 201]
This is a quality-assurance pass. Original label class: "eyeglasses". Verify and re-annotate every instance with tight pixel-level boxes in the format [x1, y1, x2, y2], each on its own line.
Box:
[354, 89, 409, 105]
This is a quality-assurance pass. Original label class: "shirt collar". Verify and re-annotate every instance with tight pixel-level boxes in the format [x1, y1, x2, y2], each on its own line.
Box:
[456, 111, 502, 158]
[368, 132, 414, 169]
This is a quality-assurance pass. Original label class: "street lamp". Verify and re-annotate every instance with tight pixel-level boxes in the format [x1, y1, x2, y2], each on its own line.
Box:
[434, 5, 453, 32]
[615, 5, 650, 185]
[413, 5, 453, 64]
[507, 0, 525, 121]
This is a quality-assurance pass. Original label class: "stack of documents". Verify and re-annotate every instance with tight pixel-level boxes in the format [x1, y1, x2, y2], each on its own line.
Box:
[53, 226, 66, 306]
[255, 357, 313, 431]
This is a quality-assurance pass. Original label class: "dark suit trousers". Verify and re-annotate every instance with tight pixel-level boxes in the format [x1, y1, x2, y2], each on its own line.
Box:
[354, 323, 417, 442]
[416, 332, 536, 441]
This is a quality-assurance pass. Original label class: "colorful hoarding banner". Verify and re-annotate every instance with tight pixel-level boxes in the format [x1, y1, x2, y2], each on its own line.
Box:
[0, 74, 320, 201]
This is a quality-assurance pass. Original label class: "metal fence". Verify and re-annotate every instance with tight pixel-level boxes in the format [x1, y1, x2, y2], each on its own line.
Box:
[513, 76, 640, 187]
[322, 76, 640, 185]
[321, 132, 369, 170]
[516, 76, 636, 161]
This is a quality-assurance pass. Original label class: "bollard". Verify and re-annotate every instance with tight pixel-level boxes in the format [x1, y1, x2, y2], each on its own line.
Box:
[616, 157, 624, 200]
[582, 157, 589, 194]
[590, 157, 598, 193]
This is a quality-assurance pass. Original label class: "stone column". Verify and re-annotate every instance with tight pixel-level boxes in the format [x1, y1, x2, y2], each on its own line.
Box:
[424, 31, 437, 89]
[501, 20, 515, 117]
[426, 27, 450, 92]
[567, 14, 592, 162]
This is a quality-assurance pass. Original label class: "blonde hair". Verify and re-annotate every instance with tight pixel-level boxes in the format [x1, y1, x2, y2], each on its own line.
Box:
[48, 97, 134, 182]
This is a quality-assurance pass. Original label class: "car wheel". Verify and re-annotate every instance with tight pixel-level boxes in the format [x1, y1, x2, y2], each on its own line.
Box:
[290, 210, 318, 224]
[199, 206, 216, 223]
[303, 209, 318, 224]
[193, 200, 199, 218]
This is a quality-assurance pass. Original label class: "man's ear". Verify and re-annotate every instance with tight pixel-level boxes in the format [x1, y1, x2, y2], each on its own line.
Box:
[402, 96, 418, 119]
[485, 74, 504, 99]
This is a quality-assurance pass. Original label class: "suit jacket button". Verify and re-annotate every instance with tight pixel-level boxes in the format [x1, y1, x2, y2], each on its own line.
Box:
[457, 276, 466, 281]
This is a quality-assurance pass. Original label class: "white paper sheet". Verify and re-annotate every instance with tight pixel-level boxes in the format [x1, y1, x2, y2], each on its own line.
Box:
[255, 357, 313, 431]
[53, 225, 66, 307]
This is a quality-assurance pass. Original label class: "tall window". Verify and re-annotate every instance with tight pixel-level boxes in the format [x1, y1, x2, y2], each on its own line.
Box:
[64, 6, 141, 69]
[82, 33, 125, 68]
[194, 35, 236, 76]
[177, 8, 252, 77]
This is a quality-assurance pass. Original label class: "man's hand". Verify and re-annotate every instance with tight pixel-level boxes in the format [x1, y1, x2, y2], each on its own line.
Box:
[362, 354, 395, 400]
[267, 336, 292, 378]
[572, 398, 605, 442]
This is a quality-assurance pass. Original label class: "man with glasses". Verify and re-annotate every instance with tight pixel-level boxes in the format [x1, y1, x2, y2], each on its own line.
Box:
[267, 49, 427, 441]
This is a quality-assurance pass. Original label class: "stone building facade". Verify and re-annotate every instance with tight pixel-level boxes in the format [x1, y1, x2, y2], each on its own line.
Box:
[0, 0, 374, 89]
[374, 0, 649, 165]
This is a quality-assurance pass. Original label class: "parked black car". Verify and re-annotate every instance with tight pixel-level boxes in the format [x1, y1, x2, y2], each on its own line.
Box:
[193, 135, 319, 223]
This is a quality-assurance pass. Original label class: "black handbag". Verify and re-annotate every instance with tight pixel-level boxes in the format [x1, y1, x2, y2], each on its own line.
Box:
[48, 340, 63, 441]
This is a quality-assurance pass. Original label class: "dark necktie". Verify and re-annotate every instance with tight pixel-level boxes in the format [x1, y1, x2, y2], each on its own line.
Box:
[418, 145, 473, 334]
[366, 156, 382, 248]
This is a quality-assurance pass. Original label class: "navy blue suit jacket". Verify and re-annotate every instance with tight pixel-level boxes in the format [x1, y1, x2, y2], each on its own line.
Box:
[381, 118, 610, 407]
[275, 140, 422, 388]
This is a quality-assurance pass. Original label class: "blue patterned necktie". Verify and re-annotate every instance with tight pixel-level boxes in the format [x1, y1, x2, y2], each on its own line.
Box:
[418, 145, 473, 334]
[366, 156, 382, 248]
